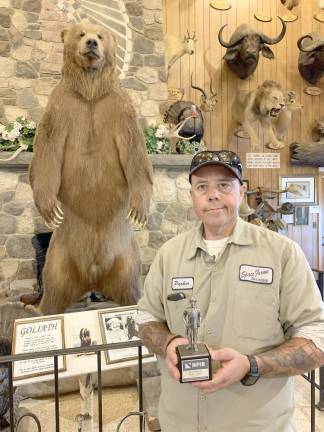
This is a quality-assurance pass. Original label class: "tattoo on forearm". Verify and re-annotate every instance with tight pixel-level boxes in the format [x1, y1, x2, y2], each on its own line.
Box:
[257, 338, 324, 378]
[138, 322, 172, 356]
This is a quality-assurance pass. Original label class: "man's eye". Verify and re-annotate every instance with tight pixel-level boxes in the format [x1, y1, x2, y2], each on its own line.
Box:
[219, 182, 232, 191]
[197, 185, 207, 191]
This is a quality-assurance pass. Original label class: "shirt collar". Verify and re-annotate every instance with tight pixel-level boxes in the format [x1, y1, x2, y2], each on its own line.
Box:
[186, 217, 253, 260]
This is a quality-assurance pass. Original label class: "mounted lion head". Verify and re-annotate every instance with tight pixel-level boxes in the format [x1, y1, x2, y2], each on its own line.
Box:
[255, 80, 285, 118]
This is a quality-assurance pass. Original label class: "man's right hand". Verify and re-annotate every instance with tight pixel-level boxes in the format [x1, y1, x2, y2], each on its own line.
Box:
[165, 337, 188, 380]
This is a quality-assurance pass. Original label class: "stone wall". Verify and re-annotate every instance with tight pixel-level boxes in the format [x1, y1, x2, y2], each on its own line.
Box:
[0, 154, 197, 300]
[0, 0, 168, 126]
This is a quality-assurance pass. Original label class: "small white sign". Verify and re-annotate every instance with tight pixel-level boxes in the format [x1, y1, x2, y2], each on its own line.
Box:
[13, 316, 66, 380]
[310, 206, 320, 214]
[172, 277, 194, 290]
[246, 153, 280, 169]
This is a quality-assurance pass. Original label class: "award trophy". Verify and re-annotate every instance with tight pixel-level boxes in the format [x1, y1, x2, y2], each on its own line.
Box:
[176, 297, 212, 383]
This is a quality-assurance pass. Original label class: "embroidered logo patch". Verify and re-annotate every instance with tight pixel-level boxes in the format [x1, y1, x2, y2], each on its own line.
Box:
[172, 277, 194, 290]
[239, 265, 273, 284]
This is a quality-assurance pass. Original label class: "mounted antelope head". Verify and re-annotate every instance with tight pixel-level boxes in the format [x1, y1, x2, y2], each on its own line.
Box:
[190, 73, 218, 112]
[165, 30, 197, 71]
[280, 0, 300, 10]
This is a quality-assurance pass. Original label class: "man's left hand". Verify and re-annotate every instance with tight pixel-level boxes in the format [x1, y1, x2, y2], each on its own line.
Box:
[191, 347, 250, 393]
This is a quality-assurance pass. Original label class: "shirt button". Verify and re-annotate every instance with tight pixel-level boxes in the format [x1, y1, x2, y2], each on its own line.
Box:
[206, 328, 212, 334]
[200, 395, 206, 401]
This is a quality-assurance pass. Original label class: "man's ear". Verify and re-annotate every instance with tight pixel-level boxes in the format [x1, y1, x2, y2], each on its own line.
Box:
[61, 29, 68, 43]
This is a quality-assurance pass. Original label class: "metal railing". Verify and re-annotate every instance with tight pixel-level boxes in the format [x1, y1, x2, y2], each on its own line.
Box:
[0, 340, 145, 432]
[0, 335, 323, 431]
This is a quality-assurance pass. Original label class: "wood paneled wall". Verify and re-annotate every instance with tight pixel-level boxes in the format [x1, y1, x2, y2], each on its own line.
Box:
[162, 0, 324, 267]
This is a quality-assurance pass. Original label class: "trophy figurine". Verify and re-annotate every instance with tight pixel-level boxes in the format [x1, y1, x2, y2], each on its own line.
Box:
[176, 297, 212, 383]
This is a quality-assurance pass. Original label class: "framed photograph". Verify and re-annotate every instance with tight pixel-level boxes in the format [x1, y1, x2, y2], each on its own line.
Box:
[281, 213, 295, 224]
[279, 175, 316, 205]
[295, 206, 309, 226]
[12, 316, 66, 380]
[71, 323, 99, 358]
[99, 306, 153, 365]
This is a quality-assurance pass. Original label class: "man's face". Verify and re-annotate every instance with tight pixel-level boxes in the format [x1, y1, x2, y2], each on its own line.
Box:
[190, 165, 244, 238]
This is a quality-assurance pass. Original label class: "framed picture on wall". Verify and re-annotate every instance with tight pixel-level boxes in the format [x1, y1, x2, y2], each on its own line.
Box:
[279, 175, 316, 205]
[281, 213, 295, 225]
[295, 206, 309, 226]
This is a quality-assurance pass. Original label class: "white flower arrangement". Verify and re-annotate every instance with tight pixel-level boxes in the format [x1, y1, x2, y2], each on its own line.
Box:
[0, 116, 36, 152]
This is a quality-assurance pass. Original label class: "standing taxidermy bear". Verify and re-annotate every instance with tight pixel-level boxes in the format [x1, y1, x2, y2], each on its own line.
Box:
[29, 23, 153, 315]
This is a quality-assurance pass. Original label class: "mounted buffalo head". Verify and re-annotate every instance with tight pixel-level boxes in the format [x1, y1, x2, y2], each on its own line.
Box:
[298, 33, 324, 84]
[218, 17, 286, 79]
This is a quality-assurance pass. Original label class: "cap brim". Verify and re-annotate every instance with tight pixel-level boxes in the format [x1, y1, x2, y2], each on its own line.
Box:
[189, 161, 243, 184]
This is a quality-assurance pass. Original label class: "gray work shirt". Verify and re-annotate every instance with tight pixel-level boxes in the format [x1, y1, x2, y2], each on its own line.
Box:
[138, 217, 324, 432]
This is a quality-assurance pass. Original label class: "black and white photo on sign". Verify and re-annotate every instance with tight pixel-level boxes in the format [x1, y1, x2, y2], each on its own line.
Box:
[295, 206, 309, 226]
[71, 323, 98, 357]
[12, 316, 66, 380]
[279, 175, 316, 205]
[99, 306, 153, 364]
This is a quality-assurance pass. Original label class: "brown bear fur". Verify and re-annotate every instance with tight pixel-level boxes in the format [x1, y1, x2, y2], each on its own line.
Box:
[29, 23, 153, 315]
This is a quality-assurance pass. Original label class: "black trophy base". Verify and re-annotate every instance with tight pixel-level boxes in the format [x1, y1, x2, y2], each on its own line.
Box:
[176, 343, 212, 383]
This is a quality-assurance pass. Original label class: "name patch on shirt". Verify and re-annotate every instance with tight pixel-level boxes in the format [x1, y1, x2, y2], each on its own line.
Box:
[239, 265, 273, 284]
[172, 277, 194, 290]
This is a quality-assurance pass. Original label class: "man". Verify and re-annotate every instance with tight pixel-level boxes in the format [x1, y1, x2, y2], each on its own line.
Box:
[137, 150, 324, 432]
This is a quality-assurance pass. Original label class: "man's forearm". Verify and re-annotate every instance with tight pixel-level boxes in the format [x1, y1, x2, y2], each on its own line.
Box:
[138, 321, 173, 357]
[256, 337, 324, 378]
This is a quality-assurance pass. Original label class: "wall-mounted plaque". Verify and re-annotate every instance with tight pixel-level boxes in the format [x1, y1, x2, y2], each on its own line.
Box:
[246, 153, 280, 169]
[314, 13, 324, 23]
[12, 315, 66, 380]
[234, 128, 250, 139]
[168, 87, 184, 101]
[254, 11, 272, 22]
[281, 14, 298, 22]
[304, 86, 322, 96]
[210, 1, 231, 11]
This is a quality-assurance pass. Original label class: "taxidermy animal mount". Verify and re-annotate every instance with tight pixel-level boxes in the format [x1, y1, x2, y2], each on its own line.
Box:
[240, 186, 299, 232]
[164, 101, 204, 143]
[232, 80, 286, 150]
[29, 23, 153, 315]
[313, 118, 324, 141]
[298, 33, 324, 84]
[272, 91, 303, 141]
[280, 0, 300, 10]
[165, 31, 197, 72]
[218, 17, 286, 79]
[290, 118, 324, 166]
[190, 73, 218, 112]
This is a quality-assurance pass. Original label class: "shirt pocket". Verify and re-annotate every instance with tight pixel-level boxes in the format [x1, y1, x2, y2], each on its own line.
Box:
[232, 283, 280, 341]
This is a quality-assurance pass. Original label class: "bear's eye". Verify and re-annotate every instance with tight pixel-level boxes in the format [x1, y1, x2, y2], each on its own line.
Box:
[80, 32, 85, 38]
[98, 34, 103, 40]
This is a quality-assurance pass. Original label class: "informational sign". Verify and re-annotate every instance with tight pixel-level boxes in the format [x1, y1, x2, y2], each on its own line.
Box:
[246, 153, 280, 169]
[13, 316, 66, 380]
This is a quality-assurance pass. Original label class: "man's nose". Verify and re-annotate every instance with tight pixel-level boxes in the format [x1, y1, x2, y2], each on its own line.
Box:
[86, 38, 98, 49]
[208, 187, 220, 200]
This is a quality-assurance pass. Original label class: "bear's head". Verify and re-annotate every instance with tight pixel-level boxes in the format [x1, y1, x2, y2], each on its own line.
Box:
[61, 23, 117, 74]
